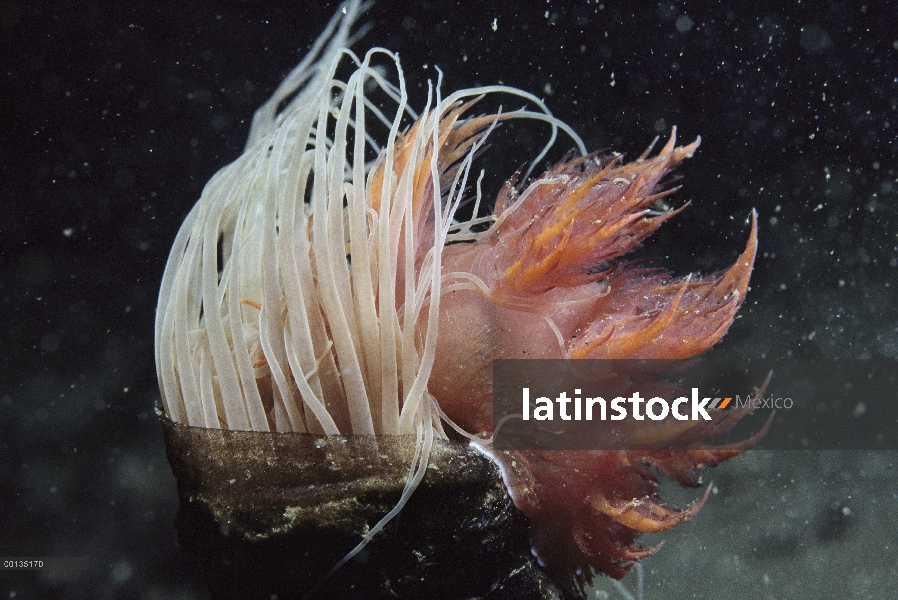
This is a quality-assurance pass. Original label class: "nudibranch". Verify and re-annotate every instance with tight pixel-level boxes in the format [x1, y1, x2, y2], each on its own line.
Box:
[155, 1, 757, 595]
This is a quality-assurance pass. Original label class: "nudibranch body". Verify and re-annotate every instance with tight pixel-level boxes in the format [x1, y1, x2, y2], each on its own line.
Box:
[155, 0, 757, 595]
[425, 112, 757, 588]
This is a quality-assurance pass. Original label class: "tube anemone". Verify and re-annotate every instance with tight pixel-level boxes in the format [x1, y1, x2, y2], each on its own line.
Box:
[155, 0, 758, 596]
[155, 0, 583, 576]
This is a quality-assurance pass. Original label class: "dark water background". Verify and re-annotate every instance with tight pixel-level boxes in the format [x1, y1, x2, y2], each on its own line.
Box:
[2, 1, 897, 598]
